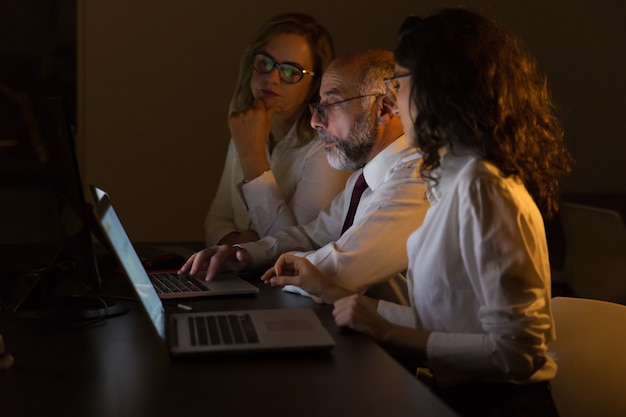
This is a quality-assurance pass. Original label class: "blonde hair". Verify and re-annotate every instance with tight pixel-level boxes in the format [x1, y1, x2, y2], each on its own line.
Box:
[229, 13, 334, 146]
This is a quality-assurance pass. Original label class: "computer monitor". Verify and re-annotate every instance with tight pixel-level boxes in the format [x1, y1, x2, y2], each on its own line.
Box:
[0, 96, 125, 319]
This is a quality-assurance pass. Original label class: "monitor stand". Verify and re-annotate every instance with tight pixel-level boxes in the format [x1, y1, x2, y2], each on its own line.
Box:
[1, 267, 128, 321]
[14, 295, 128, 321]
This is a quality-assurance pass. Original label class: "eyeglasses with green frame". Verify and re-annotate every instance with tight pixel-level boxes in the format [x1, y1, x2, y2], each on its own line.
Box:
[252, 52, 315, 84]
[309, 93, 383, 123]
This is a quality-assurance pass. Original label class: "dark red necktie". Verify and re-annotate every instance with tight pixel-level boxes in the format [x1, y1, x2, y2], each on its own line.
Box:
[341, 172, 369, 235]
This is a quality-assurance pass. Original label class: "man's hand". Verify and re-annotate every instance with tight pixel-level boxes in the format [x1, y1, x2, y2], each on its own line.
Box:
[178, 245, 252, 281]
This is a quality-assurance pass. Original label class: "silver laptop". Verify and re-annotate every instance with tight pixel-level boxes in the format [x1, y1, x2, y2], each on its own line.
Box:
[93, 192, 335, 354]
[89, 184, 259, 299]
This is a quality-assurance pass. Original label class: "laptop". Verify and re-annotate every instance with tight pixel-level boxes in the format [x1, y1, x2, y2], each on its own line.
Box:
[89, 184, 259, 299]
[93, 192, 335, 354]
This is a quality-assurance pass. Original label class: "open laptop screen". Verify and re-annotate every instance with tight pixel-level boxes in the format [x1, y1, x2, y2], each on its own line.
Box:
[96, 194, 166, 340]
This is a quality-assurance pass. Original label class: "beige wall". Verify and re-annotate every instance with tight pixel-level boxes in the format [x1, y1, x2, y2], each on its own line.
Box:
[78, 0, 626, 242]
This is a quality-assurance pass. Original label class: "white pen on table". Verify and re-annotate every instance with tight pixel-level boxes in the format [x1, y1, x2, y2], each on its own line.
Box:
[165, 303, 193, 311]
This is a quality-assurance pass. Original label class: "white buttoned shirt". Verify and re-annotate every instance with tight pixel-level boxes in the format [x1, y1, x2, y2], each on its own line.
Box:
[378, 147, 557, 387]
[205, 124, 350, 245]
[240, 135, 428, 302]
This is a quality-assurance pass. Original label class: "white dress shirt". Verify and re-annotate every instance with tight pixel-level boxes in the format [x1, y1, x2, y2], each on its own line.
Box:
[378, 147, 557, 387]
[240, 135, 428, 302]
[204, 124, 350, 245]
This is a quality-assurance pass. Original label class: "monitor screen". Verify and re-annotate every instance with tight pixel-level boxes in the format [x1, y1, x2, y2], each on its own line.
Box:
[0, 96, 101, 315]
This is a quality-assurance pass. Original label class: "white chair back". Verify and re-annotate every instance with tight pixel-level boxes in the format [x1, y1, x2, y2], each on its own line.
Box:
[549, 296, 626, 417]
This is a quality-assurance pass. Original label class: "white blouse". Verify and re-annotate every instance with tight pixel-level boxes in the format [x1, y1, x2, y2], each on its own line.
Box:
[378, 148, 557, 387]
[204, 124, 350, 245]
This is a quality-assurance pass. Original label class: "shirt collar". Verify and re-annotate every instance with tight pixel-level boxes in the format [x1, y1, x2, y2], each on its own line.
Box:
[362, 134, 410, 191]
[427, 145, 479, 203]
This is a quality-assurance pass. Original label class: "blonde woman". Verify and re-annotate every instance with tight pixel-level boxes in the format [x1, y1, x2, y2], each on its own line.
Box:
[205, 13, 349, 246]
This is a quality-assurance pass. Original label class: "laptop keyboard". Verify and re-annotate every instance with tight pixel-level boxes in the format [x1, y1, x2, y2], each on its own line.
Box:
[150, 272, 210, 294]
[188, 314, 260, 346]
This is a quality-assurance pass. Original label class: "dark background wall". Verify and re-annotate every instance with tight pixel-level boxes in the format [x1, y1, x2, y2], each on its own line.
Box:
[2, 0, 625, 242]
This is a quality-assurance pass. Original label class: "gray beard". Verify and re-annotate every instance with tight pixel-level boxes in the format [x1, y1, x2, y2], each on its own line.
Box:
[320, 113, 377, 171]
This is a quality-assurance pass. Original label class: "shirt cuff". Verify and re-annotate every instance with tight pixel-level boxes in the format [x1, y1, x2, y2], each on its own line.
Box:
[377, 300, 416, 328]
[235, 241, 271, 269]
[426, 332, 491, 362]
[282, 285, 312, 298]
[237, 170, 274, 210]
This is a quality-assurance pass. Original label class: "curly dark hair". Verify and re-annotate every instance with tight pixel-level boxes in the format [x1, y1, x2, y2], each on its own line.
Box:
[394, 8, 572, 218]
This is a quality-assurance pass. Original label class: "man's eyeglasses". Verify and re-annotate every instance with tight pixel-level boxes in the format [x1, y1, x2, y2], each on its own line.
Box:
[309, 94, 383, 123]
[383, 73, 411, 99]
[252, 52, 315, 84]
